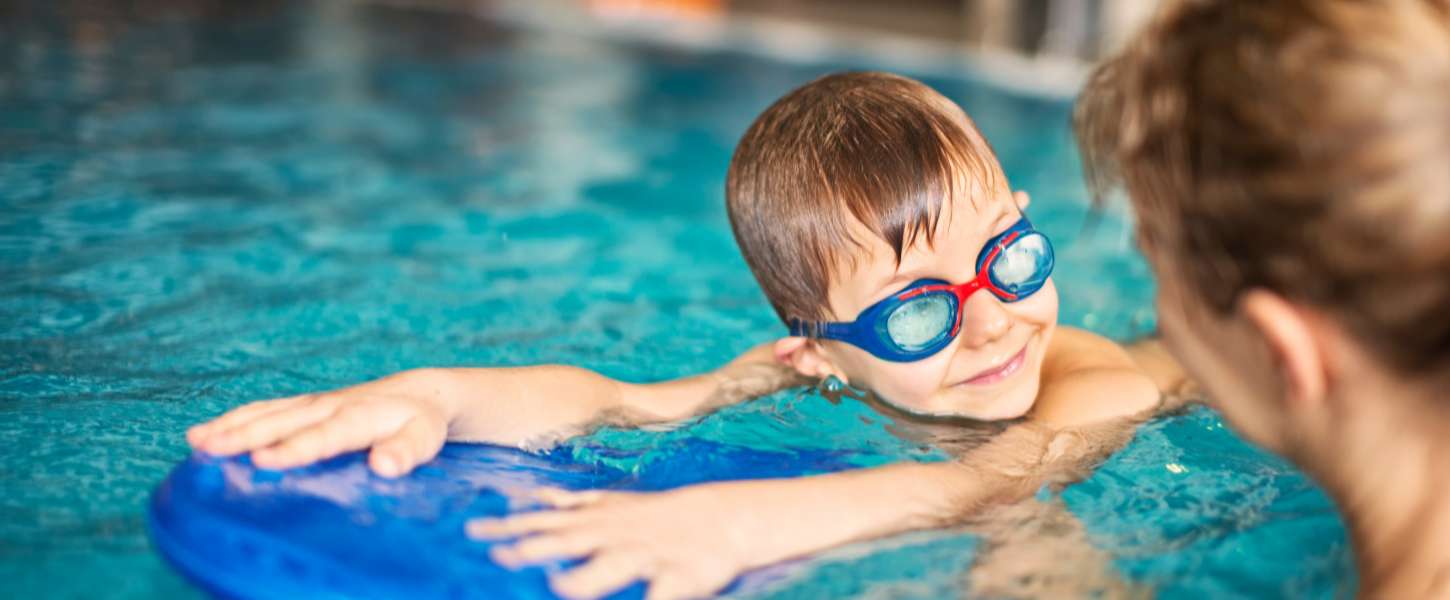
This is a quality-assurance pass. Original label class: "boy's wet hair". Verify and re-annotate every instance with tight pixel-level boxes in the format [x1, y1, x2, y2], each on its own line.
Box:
[726, 71, 1002, 324]
[1075, 0, 1450, 374]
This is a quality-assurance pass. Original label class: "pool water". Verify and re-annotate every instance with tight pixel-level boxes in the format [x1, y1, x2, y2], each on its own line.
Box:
[0, 1, 1352, 598]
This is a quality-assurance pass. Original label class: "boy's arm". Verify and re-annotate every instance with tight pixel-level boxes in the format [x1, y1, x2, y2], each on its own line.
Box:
[966, 497, 1148, 599]
[471, 330, 1173, 599]
[452, 342, 806, 447]
[470, 417, 1147, 600]
[613, 342, 810, 423]
[188, 342, 803, 476]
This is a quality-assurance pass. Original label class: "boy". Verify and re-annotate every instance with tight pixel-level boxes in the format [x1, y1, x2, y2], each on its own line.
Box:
[190, 72, 1184, 600]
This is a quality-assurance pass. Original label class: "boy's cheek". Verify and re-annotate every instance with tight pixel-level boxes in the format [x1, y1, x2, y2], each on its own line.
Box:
[869, 360, 942, 399]
[1003, 278, 1060, 331]
[844, 354, 954, 412]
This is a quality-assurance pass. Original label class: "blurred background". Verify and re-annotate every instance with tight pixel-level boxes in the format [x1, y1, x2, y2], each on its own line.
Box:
[405, 0, 1159, 92]
[3, 0, 1160, 94]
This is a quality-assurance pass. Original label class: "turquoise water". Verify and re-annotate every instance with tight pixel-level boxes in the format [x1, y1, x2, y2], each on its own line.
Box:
[0, 2, 1351, 598]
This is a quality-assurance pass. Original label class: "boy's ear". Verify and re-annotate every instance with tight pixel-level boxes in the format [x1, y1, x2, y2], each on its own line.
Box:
[773, 337, 846, 382]
[1013, 190, 1032, 210]
[1237, 290, 1327, 410]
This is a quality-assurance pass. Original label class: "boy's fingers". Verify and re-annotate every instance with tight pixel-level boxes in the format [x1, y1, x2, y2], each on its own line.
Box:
[551, 552, 645, 600]
[188, 395, 303, 445]
[466, 511, 576, 539]
[493, 530, 600, 565]
[368, 416, 446, 478]
[202, 397, 339, 456]
[643, 573, 703, 600]
[250, 405, 397, 469]
[532, 488, 610, 509]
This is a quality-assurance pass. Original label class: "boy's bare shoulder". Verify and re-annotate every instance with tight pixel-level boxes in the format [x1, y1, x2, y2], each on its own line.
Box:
[1048, 327, 1195, 396]
[1034, 327, 1160, 427]
[1124, 336, 1199, 407]
[1043, 326, 1134, 374]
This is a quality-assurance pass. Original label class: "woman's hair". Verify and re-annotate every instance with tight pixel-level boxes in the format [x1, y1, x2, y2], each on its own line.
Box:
[1075, 0, 1450, 374]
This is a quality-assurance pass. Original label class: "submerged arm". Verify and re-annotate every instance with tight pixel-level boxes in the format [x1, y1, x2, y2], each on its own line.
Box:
[966, 496, 1148, 599]
[471, 416, 1155, 600]
[468, 332, 1191, 599]
[721, 328, 1178, 568]
[819, 331, 1196, 541]
[717, 331, 1183, 570]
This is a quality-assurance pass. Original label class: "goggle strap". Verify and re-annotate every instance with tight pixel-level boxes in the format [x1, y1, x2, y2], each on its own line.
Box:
[787, 319, 814, 337]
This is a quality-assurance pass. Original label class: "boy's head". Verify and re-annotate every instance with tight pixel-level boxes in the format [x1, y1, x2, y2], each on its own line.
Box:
[727, 72, 1059, 420]
[1076, 0, 1450, 448]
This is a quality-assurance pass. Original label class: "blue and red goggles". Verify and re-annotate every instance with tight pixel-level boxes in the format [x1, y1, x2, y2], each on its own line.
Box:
[788, 217, 1054, 362]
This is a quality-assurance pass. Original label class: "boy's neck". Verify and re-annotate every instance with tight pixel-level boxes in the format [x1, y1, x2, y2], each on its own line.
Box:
[1302, 382, 1450, 598]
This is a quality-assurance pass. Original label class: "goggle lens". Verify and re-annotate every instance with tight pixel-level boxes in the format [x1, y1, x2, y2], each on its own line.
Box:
[989, 232, 1052, 297]
[885, 293, 953, 351]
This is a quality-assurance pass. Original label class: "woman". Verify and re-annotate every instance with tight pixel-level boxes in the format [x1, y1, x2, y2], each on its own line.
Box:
[1075, 0, 1450, 596]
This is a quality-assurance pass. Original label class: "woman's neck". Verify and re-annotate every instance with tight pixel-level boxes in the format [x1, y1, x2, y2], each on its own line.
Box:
[1297, 381, 1450, 598]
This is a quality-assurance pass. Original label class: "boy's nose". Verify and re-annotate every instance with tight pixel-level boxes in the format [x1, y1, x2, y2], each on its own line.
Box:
[957, 290, 1011, 348]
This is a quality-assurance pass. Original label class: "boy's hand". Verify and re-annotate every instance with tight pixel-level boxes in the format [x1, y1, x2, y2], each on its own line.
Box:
[465, 464, 971, 600]
[467, 484, 777, 600]
[187, 370, 457, 477]
[186, 343, 799, 478]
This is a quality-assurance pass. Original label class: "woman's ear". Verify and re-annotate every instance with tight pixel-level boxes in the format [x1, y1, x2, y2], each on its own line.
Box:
[1237, 290, 1328, 410]
[773, 337, 847, 382]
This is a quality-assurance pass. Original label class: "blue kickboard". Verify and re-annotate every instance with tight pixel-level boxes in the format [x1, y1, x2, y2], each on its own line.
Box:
[148, 441, 859, 599]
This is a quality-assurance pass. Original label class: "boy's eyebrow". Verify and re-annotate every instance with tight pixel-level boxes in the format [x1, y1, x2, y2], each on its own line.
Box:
[856, 202, 1017, 306]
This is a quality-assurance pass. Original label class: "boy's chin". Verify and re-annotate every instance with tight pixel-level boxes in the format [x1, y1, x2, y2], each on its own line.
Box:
[937, 382, 1039, 421]
[890, 385, 1037, 421]
[961, 396, 1036, 421]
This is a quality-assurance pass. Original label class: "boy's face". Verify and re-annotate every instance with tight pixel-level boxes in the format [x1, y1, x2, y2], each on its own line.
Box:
[817, 184, 1059, 420]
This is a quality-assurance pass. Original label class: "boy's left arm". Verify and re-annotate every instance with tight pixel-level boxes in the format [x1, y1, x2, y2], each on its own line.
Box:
[468, 328, 1188, 600]
[469, 421, 1141, 600]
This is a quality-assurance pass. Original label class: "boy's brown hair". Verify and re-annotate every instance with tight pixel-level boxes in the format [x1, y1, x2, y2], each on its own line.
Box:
[726, 72, 1002, 325]
[1075, 0, 1450, 373]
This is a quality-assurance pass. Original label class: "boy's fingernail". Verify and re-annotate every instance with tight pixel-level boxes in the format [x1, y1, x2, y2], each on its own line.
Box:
[490, 545, 517, 565]
[468, 519, 510, 539]
[374, 455, 399, 477]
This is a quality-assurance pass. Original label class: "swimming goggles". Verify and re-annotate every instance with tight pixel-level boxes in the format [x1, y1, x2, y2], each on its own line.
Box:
[789, 217, 1054, 362]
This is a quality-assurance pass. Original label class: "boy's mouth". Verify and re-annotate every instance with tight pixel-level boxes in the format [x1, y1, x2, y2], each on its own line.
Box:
[957, 342, 1029, 386]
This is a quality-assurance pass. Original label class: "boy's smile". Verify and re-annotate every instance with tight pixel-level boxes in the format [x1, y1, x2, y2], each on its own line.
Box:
[952, 335, 1030, 386]
[815, 185, 1058, 420]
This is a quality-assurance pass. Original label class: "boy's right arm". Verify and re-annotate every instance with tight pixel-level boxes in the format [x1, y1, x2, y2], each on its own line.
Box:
[186, 342, 804, 477]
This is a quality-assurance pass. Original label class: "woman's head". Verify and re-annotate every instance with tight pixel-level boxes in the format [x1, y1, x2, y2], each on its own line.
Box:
[1076, 0, 1450, 448]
